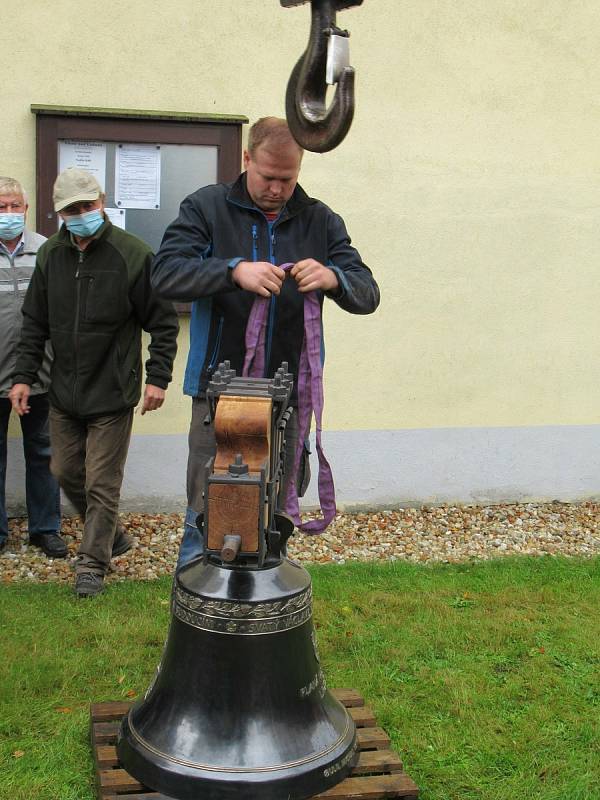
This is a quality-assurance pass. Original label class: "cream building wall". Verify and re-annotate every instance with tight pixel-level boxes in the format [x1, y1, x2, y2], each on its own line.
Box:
[5, 1, 600, 510]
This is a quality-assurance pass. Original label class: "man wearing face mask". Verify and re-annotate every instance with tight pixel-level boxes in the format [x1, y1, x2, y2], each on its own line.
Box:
[10, 168, 179, 597]
[0, 177, 65, 557]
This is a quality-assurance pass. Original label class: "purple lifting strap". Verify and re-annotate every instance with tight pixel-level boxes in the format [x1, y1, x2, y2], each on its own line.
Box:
[242, 263, 336, 533]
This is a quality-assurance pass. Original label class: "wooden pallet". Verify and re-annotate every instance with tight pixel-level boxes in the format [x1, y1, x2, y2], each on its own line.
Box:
[91, 689, 419, 799]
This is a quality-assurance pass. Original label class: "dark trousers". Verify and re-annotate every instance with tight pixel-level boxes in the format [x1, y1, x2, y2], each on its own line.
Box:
[49, 406, 133, 574]
[179, 397, 309, 566]
[0, 394, 61, 541]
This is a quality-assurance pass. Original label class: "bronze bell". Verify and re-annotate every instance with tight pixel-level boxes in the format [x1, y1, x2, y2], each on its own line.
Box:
[117, 364, 357, 799]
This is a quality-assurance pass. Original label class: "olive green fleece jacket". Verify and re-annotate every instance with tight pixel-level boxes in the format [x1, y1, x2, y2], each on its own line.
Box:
[13, 219, 178, 418]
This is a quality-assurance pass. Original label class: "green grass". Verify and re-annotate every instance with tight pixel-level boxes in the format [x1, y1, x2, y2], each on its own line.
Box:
[1, 557, 599, 799]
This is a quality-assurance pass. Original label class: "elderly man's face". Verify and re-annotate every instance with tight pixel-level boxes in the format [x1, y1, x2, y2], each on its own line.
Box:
[243, 142, 302, 213]
[0, 192, 27, 243]
[0, 193, 27, 217]
[59, 198, 104, 218]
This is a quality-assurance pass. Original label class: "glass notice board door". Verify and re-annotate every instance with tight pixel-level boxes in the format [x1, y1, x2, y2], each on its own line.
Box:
[57, 139, 218, 253]
[33, 107, 246, 247]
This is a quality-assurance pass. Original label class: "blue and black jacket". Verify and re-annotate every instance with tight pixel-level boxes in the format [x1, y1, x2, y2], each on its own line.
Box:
[151, 173, 379, 404]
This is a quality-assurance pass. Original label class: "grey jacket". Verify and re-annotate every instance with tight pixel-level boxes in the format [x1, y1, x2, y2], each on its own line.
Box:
[0, 228, 51, 397]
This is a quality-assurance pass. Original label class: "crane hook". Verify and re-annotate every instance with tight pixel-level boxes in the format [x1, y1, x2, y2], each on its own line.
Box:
[281, 0, 364, 153]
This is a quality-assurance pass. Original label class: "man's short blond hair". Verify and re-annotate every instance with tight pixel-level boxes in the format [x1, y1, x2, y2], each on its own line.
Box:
[247, 117, 303, 158]
[0, 177, 27, 204]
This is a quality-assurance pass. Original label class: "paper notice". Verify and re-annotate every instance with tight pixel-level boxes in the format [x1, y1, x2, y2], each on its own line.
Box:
[115, 143, 161, 209]
[104, 207, 126, 230]
[58, 140, 107, 188]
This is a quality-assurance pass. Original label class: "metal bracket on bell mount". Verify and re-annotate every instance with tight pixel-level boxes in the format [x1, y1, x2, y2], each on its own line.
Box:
[203, 362, 296, 568]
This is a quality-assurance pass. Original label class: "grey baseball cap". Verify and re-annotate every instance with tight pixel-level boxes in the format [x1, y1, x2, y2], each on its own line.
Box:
[53, 168, 102, 212]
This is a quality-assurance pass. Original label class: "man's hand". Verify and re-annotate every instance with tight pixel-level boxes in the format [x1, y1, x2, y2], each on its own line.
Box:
[232, 261, 285, 297]
[290, 259, 339, 293]
[140, 384, 166, 415]
[9, 383, 31, 416]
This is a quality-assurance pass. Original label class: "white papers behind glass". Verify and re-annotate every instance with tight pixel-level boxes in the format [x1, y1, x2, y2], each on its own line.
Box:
[58, 141, 107, 189]
[115, 144, 161, 210]
[104, 208, 126, 230]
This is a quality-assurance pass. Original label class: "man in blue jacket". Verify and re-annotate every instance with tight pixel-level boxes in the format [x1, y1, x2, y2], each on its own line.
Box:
[152, 117, 379, 564]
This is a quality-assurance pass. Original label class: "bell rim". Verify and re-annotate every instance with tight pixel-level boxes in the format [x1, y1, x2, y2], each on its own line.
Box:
[124, 706, 354, 773]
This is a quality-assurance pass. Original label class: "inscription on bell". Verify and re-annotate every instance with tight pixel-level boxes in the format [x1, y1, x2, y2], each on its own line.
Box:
[174, 603, 313, 634]
[323, 743, 357, 778]
[299, 668, 326, 699]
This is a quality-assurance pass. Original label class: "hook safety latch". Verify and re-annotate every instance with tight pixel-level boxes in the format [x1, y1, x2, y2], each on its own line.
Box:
[325, 26, 350, 85]
[281, 0, 364, 153]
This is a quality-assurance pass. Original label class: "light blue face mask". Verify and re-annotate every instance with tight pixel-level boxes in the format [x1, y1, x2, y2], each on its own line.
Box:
[64, 208, 104, 238]
[0, 213, 25, 241]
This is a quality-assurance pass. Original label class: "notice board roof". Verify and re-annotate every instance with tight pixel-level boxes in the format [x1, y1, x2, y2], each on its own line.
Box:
[31, 104, 248, 125]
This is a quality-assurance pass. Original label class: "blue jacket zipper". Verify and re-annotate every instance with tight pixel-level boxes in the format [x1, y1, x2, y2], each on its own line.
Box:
[252, 224, 258, 262]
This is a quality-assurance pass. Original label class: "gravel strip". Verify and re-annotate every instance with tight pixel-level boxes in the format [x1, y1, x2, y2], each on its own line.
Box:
[2, 502, 600, 586]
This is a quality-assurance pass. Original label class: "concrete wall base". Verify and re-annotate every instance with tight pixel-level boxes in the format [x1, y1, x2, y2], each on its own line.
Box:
[6, 425, 600, 517]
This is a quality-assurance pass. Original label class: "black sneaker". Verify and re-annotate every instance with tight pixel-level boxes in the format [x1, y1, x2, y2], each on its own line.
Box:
[112, 531, 134, 557]
[0, 539, 7, 553]
[75, 572, 105, 598]
[29, 533, 68, 559]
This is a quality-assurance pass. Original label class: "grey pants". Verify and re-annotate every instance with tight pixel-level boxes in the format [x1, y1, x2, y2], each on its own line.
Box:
[186, 397, 310, 515]
[49, 406, 134, 574]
